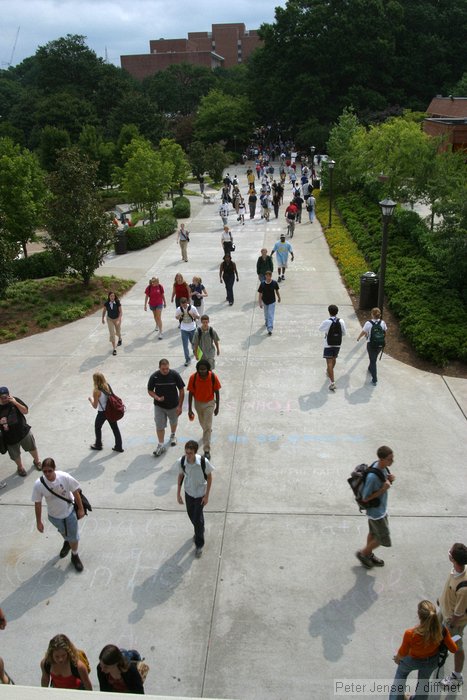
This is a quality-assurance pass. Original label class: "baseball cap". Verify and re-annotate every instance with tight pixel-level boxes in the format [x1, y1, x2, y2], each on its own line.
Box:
[280, 234, 286, 239]
[0, 387, 9, 395]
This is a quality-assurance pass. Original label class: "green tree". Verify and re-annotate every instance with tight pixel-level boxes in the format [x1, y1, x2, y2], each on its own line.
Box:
[159, 138, 190, 191]
[326, 108, 366, 193]
[45, 148, 113, 286]
[0, 138, 47, 257]
[38, 125, 71, 171]
[78, 125, 116, 187]
[194, 89, 254, 147]
[204, 143, 230, 184]
[188, 141, 207, 180]
[120, 138, 174, 223]
[33, 34, 104, 96]
[0, 216, 16, 297]
[143, 63, 216, 115]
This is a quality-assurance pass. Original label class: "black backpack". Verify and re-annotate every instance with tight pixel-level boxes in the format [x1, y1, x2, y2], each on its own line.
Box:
[326, 318, 342, 346]
[180, 455, 207, 481]
[195, 326, 214, 341]
[348, 463, 386, 512]
[369, 320, 386, 350]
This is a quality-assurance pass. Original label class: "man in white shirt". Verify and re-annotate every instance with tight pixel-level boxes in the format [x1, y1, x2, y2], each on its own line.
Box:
[32, 457, 84, 572]
[175, 297, 200, 366]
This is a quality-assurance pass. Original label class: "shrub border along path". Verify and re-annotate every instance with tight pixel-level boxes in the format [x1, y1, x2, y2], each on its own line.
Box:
[315, 191, 467, 376]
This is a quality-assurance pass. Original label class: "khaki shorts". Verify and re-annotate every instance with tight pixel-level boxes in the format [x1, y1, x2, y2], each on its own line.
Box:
[7, 430, 36, 461]
[368, 515, 391, 547]
[439, 616, 466, 652]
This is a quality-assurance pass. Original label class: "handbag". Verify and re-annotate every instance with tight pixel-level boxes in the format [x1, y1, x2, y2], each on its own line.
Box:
[40, 477, 92, 518]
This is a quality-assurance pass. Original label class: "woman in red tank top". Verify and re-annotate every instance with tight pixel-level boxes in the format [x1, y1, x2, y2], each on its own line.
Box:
[40, 634, 92, 690]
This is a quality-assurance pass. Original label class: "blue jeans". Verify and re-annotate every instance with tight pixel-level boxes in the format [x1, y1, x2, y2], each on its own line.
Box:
[308, 208, 315, 222]
[389, 654, 438, 700]
[181, 328, 195, 362]
[48, 510, 80, 542]
[263, 303, 276, 331]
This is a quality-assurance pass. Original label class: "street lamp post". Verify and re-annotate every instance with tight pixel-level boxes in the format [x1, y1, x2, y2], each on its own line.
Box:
[328, 159, 336, 228]
[377, 198, 396, 316]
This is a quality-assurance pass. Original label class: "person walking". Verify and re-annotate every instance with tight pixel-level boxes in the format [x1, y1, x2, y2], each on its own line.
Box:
[177, 223, 190, 263]
[97, 645, 145, 694]
[102, 291, 122, 356]
[88, 372, 123, 452]
[219, 254, 239, 306]
[0, 386, 41, 477]
[40, 634, 92, 689]
[175, 298, 200, 366]
[389, 600, 458, 700]
[189, 276, 208, 320]
[144, 277, 166, 339]
[306, 192, 316, 222]
[357, 307, 387, 385]
[256, 248, 274, 283]
[355, 445, 396, 569]
[177, 439, 214, 558]
[147, 359, 185, 457]
[438, 542, 467, 690]
[258, 271, 281, 335]
[219, 201, 229, 226]
[187, 359, 221, 460]
[271, 233, 294, 282]
[248, 190, 257, 219]
[0, 609, 14, 686]
[221, 225, 235, 256]
[32, 457, 85, 572]
[171, 273, 191, 308]
[318, 304, 346, 391]
[193, 315, 220, 369]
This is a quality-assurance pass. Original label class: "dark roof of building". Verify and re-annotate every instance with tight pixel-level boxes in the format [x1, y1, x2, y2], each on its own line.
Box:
[426, 96, 467, 118]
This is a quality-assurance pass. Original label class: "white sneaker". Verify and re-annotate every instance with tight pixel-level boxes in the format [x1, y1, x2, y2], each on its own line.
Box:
[158, 332, 163, 340]
[153, 444, 166, 457]
[170, 434, 177, 446]
[441, 673, 463, 690]
[329, 382, 336, 392]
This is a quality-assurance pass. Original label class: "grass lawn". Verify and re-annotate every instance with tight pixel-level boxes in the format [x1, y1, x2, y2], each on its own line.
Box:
[0, 275, 135, 343]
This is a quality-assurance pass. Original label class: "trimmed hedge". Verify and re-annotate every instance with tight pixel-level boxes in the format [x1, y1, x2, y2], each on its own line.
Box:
[172, 196, 190, 218]
[12, 250, 67, 281]
[125, 215, 177, 251]
[318, 191, 467, 365]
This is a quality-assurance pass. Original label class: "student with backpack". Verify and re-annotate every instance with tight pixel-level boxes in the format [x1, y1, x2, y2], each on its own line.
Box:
[192, 315, 220, 369]
[88, 372, 124, 453]
[187, 359, 221, 460]
[318, 304, 347, 391]
[177, 439, 214, 558]
[357, 307, 387, 385]
[355, 445, 396, 569]
[40, 634, 92, 689]
[175, 297, 200, 366]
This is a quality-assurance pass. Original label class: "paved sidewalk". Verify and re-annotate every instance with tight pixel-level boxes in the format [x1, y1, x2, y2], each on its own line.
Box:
[0, 167, 465, 699]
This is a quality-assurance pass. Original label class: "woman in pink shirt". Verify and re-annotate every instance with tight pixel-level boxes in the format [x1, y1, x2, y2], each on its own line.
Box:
[144, 277, 166, 339]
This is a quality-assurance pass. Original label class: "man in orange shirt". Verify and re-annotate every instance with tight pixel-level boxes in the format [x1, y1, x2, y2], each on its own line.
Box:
[187, 359, 221, 460]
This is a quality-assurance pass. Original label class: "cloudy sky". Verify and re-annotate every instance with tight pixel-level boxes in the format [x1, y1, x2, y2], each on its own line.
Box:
[1, 0, 286, 68]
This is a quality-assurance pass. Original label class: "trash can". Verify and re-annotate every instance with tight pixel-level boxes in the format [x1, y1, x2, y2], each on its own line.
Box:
[312, 178, 320, 190]
[359, 271, 379, 309]
[114, 231, 127, 255]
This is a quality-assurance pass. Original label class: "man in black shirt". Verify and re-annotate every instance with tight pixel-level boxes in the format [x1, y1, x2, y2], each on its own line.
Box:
[0, 387, 41, 477]
[258, 272, 281, 335]
[147, 359, 185, 457]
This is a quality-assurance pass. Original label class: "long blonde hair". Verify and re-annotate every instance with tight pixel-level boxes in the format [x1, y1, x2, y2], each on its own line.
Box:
[415, 600, 442, 644]
[44, 634, 79, 667]
[93, 372, 110, 393]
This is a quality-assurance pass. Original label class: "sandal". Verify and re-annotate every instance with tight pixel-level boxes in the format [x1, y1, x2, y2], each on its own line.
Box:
[16, 467, 27, 477]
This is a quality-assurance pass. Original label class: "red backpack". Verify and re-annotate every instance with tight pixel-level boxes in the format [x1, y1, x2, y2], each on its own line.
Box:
[103, 388, 125, 422]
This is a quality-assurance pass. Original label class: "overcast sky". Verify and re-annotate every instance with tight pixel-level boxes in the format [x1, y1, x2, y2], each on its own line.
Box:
[1, 0, 286, 68]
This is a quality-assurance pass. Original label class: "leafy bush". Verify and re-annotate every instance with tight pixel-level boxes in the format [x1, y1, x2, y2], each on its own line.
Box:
[12, 250, 67, 281]
[328, 191, 467, 365]
[172, 196, 190, 218]
[125, 215, 176, 251]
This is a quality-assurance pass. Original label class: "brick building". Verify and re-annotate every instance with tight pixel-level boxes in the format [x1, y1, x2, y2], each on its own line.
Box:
[423, 96, 467, 153]
[121, 23, 262, 80]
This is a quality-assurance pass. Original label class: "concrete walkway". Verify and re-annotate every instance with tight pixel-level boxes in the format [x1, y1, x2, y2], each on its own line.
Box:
[0, 167, 465, 699]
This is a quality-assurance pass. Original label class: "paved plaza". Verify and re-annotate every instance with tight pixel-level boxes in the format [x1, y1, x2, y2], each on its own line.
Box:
[0, 168, 466, 699]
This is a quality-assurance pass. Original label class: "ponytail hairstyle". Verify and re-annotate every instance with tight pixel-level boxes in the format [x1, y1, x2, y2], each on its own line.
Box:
[415, 600, 442, 644]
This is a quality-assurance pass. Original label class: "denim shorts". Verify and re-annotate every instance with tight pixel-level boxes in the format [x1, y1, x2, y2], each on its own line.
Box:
[48, 510, 80, 542]
[323, 346, 340, 359]
[150, 304, 163, 310]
